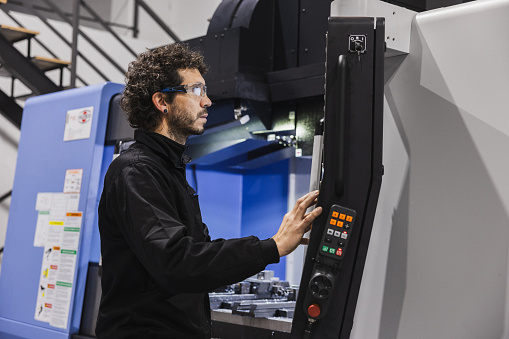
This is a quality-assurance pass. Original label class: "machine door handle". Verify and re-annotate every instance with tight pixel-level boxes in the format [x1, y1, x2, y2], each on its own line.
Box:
[335, 55, 348, 196]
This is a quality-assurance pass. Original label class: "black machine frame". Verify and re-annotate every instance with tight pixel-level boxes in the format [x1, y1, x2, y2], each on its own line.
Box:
[291, 17, 385, 338]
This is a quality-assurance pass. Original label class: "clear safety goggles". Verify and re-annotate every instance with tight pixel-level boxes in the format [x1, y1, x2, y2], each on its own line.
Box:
[158, 82, 207, 98]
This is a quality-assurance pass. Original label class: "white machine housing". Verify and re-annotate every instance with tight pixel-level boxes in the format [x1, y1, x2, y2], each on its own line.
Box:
[331, 0, 509, 338]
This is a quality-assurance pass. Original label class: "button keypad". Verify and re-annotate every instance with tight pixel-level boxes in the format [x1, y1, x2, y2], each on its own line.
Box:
[319, 205, 356, 260]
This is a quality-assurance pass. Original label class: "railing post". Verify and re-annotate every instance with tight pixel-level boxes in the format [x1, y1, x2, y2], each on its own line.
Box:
[133, 0, 139, 38]
[136, 0, 181, 42]
[0, 190, 12, 203]
[70, 0, 80, 88]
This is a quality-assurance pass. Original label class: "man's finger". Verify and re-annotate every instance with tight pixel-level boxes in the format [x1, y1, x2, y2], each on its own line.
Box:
[303, 191, 319, 206]
[300, 208, 322, 233]
[305, 206, 322, 221]
[290, 192, 312, 214]
[294, 191, 320, 216]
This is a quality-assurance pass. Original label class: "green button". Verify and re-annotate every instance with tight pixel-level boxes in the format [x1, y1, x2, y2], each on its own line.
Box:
[322, 245, 329, 252]
[329, 248, 335, 254]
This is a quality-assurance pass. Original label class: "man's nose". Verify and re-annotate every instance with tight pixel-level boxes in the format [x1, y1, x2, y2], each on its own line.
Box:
[200, 95, 212, 108]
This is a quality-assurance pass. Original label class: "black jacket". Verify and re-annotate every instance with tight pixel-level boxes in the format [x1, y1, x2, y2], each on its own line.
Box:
[96, 130, 280, 338]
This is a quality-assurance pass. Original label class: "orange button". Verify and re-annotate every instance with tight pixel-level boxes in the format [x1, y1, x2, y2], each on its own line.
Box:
[346, 216, 353, 222]
[339, 213, 346, 220]
[332, 211, 339, 218]
[337, 221, 344, 227]
[308, 303, 321, 318]
[336, 248, 343, 256]
[330, 219, 337, 226]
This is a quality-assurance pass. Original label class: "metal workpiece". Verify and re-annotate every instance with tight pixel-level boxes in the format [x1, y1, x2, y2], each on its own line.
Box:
[232, 300, 296, 318]
[210, 270, 297, 338]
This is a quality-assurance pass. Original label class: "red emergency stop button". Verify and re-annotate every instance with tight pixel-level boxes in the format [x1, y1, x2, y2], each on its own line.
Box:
[308, 303, 321, 318]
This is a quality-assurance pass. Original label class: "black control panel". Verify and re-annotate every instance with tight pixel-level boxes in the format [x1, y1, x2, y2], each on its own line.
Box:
[302, 205, 356, 320]
[291, 17, 384, 339]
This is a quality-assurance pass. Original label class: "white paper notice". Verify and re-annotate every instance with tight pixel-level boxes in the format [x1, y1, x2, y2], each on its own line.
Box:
[63, 106, 93, 141]
[50, 194, 72, 221]
[34, 243, 60, 323]
[64, 169, 83, 193]
[34, 193, 80, 246]
[33, 211, 50, 247]
[35, 193, 53, 211]
[34, 212, 83, 329]
[66, 193, 80, 212]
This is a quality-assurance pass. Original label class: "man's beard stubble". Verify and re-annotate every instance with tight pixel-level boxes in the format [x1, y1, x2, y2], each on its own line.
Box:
[165, 106, 207, 141]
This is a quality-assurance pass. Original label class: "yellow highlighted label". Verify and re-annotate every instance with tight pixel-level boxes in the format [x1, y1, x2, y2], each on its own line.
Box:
[49, 221, 64, 226]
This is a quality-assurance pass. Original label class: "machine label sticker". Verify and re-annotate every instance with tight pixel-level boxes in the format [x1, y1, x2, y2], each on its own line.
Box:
[34, 212, 83, 329]
[63, 106, 94, 141]
[64, 169, 83, 193]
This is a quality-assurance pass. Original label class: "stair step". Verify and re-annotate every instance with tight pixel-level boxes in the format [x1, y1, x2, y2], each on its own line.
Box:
[31, 56, 70, 72]
[0, 24, 39, 43]
[0, 55, 70, 76]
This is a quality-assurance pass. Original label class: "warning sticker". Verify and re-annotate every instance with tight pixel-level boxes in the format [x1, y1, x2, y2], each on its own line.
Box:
[63, 106, 94, 141]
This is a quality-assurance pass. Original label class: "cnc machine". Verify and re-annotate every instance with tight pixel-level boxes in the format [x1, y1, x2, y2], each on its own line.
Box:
[1, 0, 509, 338]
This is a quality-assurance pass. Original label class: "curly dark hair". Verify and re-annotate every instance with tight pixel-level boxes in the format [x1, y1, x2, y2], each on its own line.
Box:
[120, 43, 208, 131]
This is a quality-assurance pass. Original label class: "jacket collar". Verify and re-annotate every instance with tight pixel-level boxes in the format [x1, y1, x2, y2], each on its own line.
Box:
[134, 129, 191, 168]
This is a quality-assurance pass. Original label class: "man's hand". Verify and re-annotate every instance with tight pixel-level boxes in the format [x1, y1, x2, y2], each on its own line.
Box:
[272, 191, 323, 257]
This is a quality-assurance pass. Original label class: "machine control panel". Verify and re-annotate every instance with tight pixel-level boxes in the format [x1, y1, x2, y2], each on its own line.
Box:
[318, 205, 356, 261]
[303, 205, 357, 321]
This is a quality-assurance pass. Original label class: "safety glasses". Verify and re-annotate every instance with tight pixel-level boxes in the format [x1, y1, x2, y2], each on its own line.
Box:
[158, 82, 207, 98]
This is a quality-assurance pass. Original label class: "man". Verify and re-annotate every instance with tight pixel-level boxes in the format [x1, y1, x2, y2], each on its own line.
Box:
[96, 43, 322, 338]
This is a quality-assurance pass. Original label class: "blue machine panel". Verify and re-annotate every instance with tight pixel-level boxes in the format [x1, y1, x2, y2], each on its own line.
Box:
[241, 160, 289, 279]
[0, 83, 123, 338]
[188, 159, 289, 280]
[188, 168, 244, 240]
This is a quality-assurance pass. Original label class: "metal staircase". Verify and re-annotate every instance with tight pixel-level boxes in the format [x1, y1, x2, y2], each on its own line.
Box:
[0, 0, 180, 129]
[0, 24, 66, 127]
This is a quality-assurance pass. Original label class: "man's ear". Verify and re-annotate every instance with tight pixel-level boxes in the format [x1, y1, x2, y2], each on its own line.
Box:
[152, 92, 168, 114]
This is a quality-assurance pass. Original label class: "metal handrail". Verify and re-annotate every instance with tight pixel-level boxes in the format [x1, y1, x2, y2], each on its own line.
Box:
[39, 0, 125, 75]
[22, 3, 110, 84]
[27, 3, 135, 31]
[0, 0, 181, 91]
[80, 0, 138, 58]
[135, 0, 181, 42]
